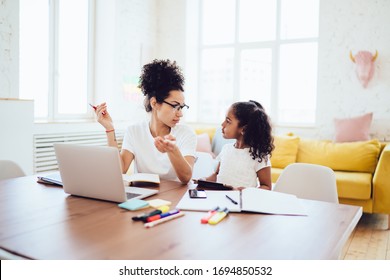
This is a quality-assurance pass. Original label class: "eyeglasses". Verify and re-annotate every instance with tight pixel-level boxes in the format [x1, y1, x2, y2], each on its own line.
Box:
[162, 100, 189, 112]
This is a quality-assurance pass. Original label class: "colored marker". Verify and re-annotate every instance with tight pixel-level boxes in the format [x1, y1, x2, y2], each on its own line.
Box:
[200, 207, 220, 224]
[89, 103, 106, 115]
[208, 207, 229, 225]
[132, 209, 162, 221]
[144, 212, 185, 228]
[156, 205, 170, 213]
[146, 209, 180, 223]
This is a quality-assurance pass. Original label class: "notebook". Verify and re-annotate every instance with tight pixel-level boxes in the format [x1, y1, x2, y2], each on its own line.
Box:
[38, 172, 160, 188]
[176, 188, 307, 216]
[123, 173, 160, 186]
[53, 143, 159, 203]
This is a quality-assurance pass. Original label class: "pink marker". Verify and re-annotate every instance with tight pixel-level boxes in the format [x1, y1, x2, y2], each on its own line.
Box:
[200, 207, 220, 224]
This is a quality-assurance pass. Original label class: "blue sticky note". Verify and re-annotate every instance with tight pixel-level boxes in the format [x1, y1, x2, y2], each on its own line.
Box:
[118, 199, 148, 211]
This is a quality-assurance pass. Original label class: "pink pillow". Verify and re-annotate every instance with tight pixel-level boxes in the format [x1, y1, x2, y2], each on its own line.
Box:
[334, 112, 373, 142]
[196, 133, 215, 157]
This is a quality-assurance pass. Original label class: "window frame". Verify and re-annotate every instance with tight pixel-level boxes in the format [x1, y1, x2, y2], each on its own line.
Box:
[20, 0, 95, 121]
[197, 0, 319, 126]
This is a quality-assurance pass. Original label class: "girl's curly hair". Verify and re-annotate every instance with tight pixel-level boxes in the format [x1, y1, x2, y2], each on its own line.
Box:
[139, 59, 185, 112]
[232, 100, 274, 163]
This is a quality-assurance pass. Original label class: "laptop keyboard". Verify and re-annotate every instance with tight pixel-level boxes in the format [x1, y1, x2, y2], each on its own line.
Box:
[126, 192, 141, 200]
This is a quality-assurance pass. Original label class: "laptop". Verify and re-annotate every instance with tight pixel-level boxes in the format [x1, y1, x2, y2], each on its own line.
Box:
[53, 143, 158, 203]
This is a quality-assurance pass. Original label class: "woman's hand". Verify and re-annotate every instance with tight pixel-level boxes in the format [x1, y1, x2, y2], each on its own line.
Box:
[154, 134, 177, 153]
[155, 134, 193, 184]
[95, 102, 114, 130]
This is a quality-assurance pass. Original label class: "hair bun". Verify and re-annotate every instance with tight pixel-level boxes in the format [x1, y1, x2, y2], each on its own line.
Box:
[139, 59, 184, 98]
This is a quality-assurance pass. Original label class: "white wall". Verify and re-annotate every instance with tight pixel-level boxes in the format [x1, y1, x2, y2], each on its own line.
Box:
[0, 0, 19, 99]
[94, 0, 156, 125]
[0, 1, 34, 174]
[0, 99, 33, 174]
[316, 0, 390, 140]
[156, 0, 199, 122]
[156, 0, 187, 65]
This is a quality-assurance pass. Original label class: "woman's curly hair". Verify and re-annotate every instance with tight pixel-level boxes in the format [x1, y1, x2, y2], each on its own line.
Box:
[139, 59, 185, 112]
[232, 100, 274, 163]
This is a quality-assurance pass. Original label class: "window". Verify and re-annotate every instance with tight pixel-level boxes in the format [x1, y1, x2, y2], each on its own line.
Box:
[19, 0, 93, 120]
[198, 0, 319, 125]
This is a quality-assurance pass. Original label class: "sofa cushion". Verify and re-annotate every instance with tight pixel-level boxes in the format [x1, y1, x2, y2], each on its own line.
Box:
[194, 127, 216, 142]
[334, 112, 373, 142]
[196, 133, 215, 158]
[271, 135, 300, 168]
[297, 139, 381, 173]
[335, 171, 372, 200]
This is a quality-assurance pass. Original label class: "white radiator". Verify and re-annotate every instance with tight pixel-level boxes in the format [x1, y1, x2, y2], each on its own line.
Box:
[33, 131, 124, 173]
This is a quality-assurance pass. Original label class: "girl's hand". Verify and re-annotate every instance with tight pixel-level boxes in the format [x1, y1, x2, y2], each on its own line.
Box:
[95, 102, 113, 130]
[154, 134, 177, 153]
[234, 186, 246, 191]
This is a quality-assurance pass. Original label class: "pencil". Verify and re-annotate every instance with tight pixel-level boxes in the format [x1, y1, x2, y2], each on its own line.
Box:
[144, 212, 185, 228]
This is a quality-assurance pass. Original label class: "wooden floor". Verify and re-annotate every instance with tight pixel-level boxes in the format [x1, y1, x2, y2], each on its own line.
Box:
[341, 213, 390, 259]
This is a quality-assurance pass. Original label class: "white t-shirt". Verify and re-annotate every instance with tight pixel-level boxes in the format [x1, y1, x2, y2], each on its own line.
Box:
[216, 143, 271, 188]
[122, 121, 197, 181]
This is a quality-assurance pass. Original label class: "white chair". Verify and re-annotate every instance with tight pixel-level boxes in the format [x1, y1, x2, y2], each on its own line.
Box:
[192, 152, 216, 179]
[0, 160, 26, 180]
[273, 163, 339, 203]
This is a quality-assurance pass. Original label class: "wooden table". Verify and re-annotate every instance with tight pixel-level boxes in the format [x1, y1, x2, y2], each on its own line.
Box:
[0, 176, 362, 260]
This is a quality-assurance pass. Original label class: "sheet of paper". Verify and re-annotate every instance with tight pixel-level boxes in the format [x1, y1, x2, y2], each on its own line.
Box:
[176, 190, 241, 212]
[241, 188, 307, 216]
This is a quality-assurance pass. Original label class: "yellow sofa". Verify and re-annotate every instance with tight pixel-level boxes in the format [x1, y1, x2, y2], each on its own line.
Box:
[193, 126, 390, 227]
[271, 134, 390, 226]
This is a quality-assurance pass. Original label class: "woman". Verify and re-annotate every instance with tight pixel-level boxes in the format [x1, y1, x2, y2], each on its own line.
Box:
[94, 59, 196, 184]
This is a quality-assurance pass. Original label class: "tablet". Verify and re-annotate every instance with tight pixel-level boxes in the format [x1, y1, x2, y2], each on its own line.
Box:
[196, 179, 233, 190]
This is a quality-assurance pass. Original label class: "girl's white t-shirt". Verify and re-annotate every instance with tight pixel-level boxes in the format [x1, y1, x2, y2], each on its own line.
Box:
[122, 121, 197, 181]
[216, 143, 271, 188]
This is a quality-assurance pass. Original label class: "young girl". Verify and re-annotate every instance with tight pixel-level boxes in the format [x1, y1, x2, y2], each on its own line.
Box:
[94, 59, 197, 184]
[205, 100, 274, 190]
